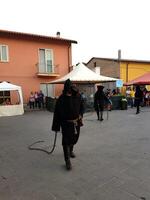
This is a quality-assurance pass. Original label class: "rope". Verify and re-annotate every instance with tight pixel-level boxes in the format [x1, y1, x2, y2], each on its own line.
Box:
[28, 131, 57, 155]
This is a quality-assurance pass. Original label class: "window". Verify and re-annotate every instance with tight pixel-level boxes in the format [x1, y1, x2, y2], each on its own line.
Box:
[0, 91, 10, 104]
[40, 83, 54, 97]
[0, 45, 9, 62]
[39, 49, 53, 73]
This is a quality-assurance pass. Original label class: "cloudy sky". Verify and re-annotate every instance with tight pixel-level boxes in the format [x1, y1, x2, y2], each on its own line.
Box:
[0, 0, 150, 64]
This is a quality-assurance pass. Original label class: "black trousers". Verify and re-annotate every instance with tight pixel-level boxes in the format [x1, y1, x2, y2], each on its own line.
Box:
[95, 103, 104, 120]
[63, 145, 74, 161]
[136, 100, 140, 113]
[61, 122, 80, 161]
[29, 101, 34, 109]
[135, 98, 141, 113]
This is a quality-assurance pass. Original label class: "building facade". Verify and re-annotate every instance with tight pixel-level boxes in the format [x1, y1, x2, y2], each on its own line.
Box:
[86, 57, 150, 91]
[86, 57, 120, 79]
[0, 30, 77, 104]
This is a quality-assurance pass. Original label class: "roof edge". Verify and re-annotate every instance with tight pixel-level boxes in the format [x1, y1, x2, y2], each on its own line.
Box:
[86, 57, 150, 64]
[0, 29, 77, 44]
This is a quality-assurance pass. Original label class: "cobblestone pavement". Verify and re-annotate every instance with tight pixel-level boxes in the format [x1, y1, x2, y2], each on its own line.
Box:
[0, 107, 150, 200]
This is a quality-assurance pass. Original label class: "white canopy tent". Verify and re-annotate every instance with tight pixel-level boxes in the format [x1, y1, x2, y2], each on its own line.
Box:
[50, 63, 118, 84]
[0, 81, 24, 117]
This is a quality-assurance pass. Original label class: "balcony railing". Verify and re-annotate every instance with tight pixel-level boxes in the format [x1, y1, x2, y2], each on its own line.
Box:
[36, 63, 60, 77]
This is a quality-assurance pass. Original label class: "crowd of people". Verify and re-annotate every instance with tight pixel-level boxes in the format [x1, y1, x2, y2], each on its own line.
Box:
[29, 90, 45, 109]
[93, 84, 150, 116]
[126, 86, 150, 109]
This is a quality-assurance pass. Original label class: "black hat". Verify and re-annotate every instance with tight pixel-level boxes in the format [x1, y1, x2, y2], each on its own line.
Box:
[97, 85, 104, 89]
[63, 79, 72, 93]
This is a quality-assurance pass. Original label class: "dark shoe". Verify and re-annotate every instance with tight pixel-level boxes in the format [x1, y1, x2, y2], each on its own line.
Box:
[70, 151, 76, 158]
[65, 160, 72, 170]
[136, 112, 139, 114]
[100, 118, 104, 121]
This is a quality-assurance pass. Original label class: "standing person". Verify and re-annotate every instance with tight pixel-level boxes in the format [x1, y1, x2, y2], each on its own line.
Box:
[81, 91, 87, 114]
[38, 90, 44, 109]
[29, 92, 35, 109]
[94, 85, 108, 121]
[34, 91, 39, 108]
[134, 85, 143, 114]
[145, 91, 150, 106]
[130, 87, 135, 108]
[105, 89, 112, 111]
[126, 87, 131, 107]
[52, 79, 84, 170]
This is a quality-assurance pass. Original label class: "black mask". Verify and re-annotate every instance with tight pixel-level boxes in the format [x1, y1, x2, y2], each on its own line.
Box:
[63, 79, 72, 94]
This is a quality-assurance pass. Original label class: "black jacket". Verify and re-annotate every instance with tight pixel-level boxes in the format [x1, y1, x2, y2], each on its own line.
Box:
[94, 90, 108, 108]
[52, 93, 84, 145]
[135, 87, 143, 101]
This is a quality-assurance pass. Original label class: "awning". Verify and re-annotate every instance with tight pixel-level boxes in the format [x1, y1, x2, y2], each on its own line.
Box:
[124, 72, 150, 86]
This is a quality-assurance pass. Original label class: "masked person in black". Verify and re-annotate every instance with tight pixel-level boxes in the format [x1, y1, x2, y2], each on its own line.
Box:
[94, 85, 109, 121]
[134, 85, 143, 114]
[52, 79, 84, 170]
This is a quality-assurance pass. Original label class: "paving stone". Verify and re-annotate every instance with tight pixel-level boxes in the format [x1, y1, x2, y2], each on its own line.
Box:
[0, 108, 150, 199]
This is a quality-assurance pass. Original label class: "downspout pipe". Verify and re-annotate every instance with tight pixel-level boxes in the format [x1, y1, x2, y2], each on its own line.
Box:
[68, 45, 71, 72]
[126, 62, 129, 83]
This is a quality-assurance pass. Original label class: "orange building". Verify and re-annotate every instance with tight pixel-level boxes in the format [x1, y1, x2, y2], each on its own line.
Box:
[0, 30, 77, 104]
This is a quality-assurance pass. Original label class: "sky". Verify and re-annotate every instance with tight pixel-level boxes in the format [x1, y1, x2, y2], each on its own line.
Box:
[1, 0, 150, 65]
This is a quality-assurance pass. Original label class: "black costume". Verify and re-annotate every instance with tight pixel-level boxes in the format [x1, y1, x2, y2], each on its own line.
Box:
[52, 79, 84, 170]
[134, 85, 143, 114]
[94, 85, 108, 121]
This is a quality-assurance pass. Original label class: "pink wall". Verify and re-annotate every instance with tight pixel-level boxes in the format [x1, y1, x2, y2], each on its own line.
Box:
[0, 35, 73, 103]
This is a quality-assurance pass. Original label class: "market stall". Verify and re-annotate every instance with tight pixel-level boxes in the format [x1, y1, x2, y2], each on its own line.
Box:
[0, 81, 24, 117]
[48, 63, 118, 111]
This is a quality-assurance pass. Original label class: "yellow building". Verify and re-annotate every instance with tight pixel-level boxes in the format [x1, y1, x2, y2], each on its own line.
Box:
[120, 60, 150, 92]
[87, 57, 150, 93]
[120, 60, 150, 84]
